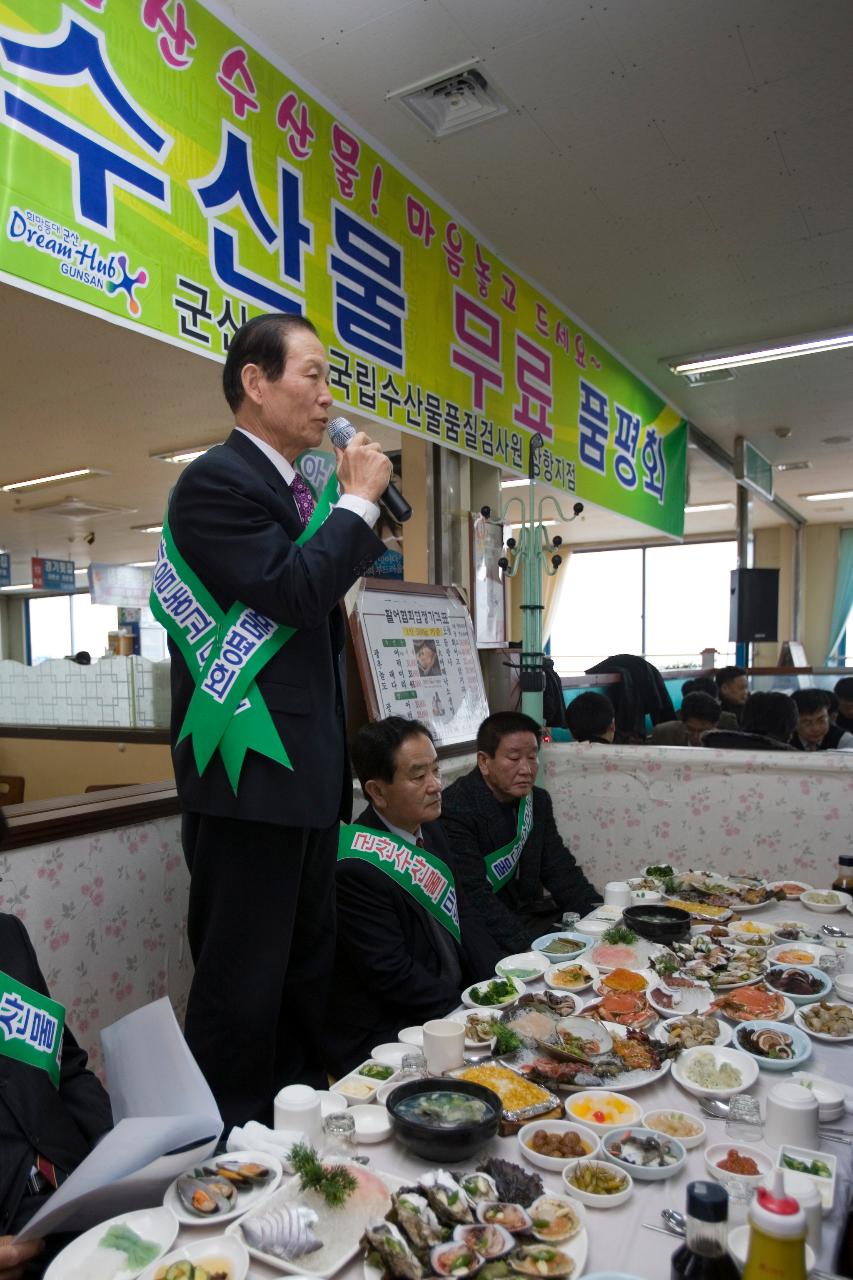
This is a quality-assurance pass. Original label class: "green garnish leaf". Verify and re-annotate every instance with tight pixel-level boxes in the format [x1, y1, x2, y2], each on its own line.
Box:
[492, 1023, 523, 1055]
[601, 924, 638, 945]
[290, 1141, 357, 1207]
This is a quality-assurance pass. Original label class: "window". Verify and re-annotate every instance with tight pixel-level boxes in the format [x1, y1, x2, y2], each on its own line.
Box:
[27, 593, 118, 664]
[550, 540, 737, 672]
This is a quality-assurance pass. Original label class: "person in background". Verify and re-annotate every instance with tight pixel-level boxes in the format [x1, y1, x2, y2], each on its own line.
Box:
[649, 691, 722, 746]
[680, 676, 718, 699]
[566, 691, 615, 743]
[826, 689, 840, 723]
[441, 711, 602, 954]
[704, 691, 797, 752]
[326, 718, 502, 1077]
[835, 676, 853, 734]
[0, 815, 113, 1271]
[714, 665, 749, 728]
[790, 688, 853, 751]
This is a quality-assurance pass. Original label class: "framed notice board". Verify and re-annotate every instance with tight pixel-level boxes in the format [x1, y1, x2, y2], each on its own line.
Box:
[349, 579, 490, 749]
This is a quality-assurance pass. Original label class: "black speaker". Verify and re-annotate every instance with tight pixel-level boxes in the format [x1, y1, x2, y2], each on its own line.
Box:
[729, 568, 779, 642]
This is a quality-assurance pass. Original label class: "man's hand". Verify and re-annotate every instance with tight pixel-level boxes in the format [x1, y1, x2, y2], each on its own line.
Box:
[0, 1237, 43, 1280]
[334, 431, 392, 504]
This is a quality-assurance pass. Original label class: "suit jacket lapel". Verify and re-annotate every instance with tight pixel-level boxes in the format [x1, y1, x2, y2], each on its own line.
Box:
[224, 430, 301, 532]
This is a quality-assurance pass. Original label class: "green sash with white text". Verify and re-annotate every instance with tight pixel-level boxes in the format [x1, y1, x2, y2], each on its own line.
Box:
[484, 792, 533, 892]
[338, 823, 461, 943]
[150, 472, 338, 795]
[0, 970, 64, 1088]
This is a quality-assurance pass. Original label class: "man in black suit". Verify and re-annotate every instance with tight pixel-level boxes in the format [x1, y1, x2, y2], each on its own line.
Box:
[160, 313, 389, 1128]
[0, 915, 112, 1262]
[441, 711, 602, 954]
[326, 717, 503, 1077]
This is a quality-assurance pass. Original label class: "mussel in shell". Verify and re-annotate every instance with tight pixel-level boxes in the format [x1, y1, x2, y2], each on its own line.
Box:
[176, 1173, 230, 1216]
[211, 1160, 272, 1186]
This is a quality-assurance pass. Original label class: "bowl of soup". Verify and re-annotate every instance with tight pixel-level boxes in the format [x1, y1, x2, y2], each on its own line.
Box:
[386, 1078, 502, 1161]
[623, 904, 691, 945]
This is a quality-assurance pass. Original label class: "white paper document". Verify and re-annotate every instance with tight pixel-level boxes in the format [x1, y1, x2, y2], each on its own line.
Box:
[17, 997, 222, 1239]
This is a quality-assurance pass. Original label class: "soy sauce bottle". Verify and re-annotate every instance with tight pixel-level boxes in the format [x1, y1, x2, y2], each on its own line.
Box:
[671, 1181, 740, 1280]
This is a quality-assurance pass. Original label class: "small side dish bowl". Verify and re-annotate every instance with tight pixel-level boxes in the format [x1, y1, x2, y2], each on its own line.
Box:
[671, 1045, 759, 1099]
[564, 1090, 642, 1133]
[641, 1109, 707, 1150]
[601, 1126, 687, 1182]
[732, 1019, 812, 1072]
[517, 1118, 601, 1171]
[461, 975, 526, 1009]
[561, 1159, 633, 1208]
[800, 889, 852, 914]
[705, 1141, 772, 1190]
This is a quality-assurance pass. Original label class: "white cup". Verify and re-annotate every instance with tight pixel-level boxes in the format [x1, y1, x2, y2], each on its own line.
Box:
[765, 1082, 820, 1150]
[273, 1083, 323, 1144]
[604, 881, 632, 910]
[422, 1019, 465, 1075]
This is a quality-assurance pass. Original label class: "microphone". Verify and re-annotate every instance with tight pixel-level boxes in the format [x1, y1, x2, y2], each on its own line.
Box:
[327, 416, 413, 523]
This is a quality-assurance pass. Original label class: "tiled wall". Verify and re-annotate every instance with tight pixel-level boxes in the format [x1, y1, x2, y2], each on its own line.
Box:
[0, 657, 171, 728]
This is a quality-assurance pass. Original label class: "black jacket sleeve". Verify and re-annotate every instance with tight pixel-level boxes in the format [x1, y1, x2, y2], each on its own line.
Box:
[536, 790, 602, 916]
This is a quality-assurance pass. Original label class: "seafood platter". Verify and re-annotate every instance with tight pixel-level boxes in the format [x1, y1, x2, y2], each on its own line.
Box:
[650, 936, 768, 990]
[652, 1014, 732, 1049]
[793, 1000, 853, 1041]
[164, 1152, 282, 1227]
[648, 870, 782, 914]
[763, 964, 833, 1006]
[361, 1160, 589, 1280]
[708, 983, 795, 1022]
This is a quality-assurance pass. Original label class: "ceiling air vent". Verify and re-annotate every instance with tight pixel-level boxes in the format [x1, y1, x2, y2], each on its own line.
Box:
[387, 62, 510, 138]
[16, 496, 138, 520]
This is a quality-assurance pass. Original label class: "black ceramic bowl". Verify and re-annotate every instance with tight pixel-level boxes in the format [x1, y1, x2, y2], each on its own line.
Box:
[623, 903, 691, 945]
[385, 1076, 502, 1161]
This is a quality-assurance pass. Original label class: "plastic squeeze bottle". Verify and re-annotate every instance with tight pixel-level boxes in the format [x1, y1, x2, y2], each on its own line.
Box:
[742, 1169, 808, 1280]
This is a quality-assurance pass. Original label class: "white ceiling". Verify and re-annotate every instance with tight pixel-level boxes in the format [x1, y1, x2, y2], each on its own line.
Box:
[2, 0, 853, 581]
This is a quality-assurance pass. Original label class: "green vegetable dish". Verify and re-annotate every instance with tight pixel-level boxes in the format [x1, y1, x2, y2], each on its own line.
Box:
[781, 1154, 832, 1178]
[358, 1061, 395, 1080]
[470, 978, 518, 1006]
[600, 924, 638, 946]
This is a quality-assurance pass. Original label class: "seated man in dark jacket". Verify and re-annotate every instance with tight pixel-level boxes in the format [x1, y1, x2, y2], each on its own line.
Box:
[325, 717, 503, 1077]
[790, 688, 853, 751]
[441, 712, 602, 955]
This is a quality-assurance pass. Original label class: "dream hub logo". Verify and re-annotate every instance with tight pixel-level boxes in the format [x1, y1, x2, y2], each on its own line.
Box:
[107, 254, 148, 317]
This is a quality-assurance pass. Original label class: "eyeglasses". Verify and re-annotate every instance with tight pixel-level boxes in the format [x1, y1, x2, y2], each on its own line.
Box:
[799, 713, 829, 728]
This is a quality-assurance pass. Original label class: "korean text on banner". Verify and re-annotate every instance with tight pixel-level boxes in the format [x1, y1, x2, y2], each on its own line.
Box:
[0, 0, 686, 535]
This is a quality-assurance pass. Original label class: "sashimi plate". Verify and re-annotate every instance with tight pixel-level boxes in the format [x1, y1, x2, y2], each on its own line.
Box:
[228, 1162, 393, 1277]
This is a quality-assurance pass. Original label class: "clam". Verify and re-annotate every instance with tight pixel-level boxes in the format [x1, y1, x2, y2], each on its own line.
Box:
[430, 1241, 484, 1278]
[453, 1223, 514, 1259]
[528, 1195, 582, 1243]
[475, 1202, 533, 1233]
[509, 1244, 576, 1277]
[175, 1173, 229, 1216]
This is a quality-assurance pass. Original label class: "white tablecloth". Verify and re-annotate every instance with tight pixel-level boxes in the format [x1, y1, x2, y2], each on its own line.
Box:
[181, 897, 853, 1279]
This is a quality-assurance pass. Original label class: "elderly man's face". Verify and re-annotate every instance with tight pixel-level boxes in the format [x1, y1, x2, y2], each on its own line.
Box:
[478, 730, 539, 803]
[721, 674, 749, 706]
[797, 706, 830, 746]
[367, 733, 442, 833]
[248, 329, 333, 460]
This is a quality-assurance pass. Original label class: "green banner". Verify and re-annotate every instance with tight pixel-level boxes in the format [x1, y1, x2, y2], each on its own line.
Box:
[484, 792, 533, 892]
[338, 823, 461, 943]
[150, 468, 338, 792]
[0, 1, 686, 535]
[0, 968, 64, 1087]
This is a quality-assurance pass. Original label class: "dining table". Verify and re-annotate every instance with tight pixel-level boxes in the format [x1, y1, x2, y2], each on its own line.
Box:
[155, 894, 853, 1279]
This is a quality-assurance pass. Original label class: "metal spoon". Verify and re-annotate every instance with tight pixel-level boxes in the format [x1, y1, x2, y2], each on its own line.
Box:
[699, 1097, 730, 1119]
[822, 923, 853, 939]
[662, 1208, 686, 1235]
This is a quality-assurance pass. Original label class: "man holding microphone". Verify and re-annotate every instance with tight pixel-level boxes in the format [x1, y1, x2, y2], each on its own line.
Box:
[155, 313, 390, 1128]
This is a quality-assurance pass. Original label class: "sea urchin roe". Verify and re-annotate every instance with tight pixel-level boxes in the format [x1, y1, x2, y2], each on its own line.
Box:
[601, 968, 648, 993]
[717, 1149, 759, 1176]
[454, 1065, 552, 1112]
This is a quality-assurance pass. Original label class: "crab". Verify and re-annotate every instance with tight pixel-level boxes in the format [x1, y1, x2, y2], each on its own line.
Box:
[710, 983, 786, 1021]
[579, 992, 658, 1028]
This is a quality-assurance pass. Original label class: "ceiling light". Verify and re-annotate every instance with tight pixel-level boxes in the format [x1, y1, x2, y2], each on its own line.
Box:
[129, 560, 156, 567]
[509, 519, 558, 529]
[0, 468, 108, 492]
[132, 523, 163, 534]
[774, 460, 812, 472]
[501, 478, 533, 489]
[668, 326, 853, 375]
[150, 443, 220, 464]
[0, 582, 33, 592]
[802, 490, 853, 502]
[685, 502, 735, 513]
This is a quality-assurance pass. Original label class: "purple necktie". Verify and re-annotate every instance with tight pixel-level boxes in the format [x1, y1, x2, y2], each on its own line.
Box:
[290, 472, 315, 529]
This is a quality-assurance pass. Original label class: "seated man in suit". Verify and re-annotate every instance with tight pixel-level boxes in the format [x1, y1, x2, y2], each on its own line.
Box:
[714, 665, 749, 729]
[441, 712, 602, 955]
[0, 818, 113, 1272]
[704, 690, 797, 752]
[649, 691, 722, 746]
[326, 717, 503, 1077]
[790, 688, 853, 751]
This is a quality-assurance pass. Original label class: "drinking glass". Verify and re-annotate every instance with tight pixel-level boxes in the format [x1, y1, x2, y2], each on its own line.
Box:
[397, 1051, 428, 1081]
[322, 1110, 357, 1159]
[725, 1093, 763, 1142]
[561, 912, 581, 930]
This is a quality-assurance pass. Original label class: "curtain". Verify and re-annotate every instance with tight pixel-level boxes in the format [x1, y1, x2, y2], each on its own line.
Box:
[826, 528, 853, 661]
[542, 546, 572, 648]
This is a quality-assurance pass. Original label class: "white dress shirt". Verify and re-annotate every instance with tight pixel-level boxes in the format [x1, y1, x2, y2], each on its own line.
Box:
[234, 427, 380, 527]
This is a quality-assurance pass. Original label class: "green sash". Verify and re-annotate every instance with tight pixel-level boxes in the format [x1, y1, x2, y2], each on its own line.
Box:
[0, 970, 64, 1087]
[484, 792, 533, 892]
[338, 823, 461, 943]
[150, 472, 339, 795]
